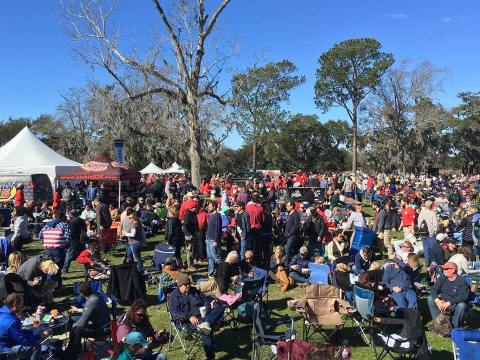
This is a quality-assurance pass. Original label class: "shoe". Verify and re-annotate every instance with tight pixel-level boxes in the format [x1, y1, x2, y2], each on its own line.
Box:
[196, 322, 211, 335]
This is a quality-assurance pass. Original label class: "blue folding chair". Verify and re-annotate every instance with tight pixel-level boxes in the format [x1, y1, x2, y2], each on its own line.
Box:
[351, 285, 375, 345]
[253, 267, 269, 301]
[452, 328, 480, 360]
[308, 263, 330, 284]
[350, 226, 376, 258]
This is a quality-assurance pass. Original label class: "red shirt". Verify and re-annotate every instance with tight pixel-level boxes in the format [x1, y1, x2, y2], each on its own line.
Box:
[401, 207, 416, 227]
[179, 199, 197, 221]
[245, 202, 265, 230]
[197, 210, 209, 231]
[15, 189, 25, 207]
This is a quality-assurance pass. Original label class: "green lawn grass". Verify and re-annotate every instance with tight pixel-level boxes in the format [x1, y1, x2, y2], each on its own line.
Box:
[21, 210, 467, 359]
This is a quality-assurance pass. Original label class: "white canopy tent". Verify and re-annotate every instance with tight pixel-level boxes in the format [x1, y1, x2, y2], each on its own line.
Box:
[0, 127, 81, 183]
[164, 162, 187, 174]
[140, 162, 166, 175]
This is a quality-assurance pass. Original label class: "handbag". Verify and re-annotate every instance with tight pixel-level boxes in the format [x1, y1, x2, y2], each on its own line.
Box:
[431, 312, 452, 337]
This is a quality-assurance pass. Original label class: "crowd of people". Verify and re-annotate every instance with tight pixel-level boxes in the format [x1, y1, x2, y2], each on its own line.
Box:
[0, 170, 479, 359]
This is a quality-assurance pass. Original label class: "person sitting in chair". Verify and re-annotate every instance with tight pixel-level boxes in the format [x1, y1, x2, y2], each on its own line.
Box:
[0, 293, 51, 360]
[427, 262, 469, 328]
[353, 246, 373, 275]
[168, 274, 224, 360]
[116, 299, 167, 360]
[240, 250, 255, 279]
[197, 251, 240, 297]
[76, 242, 110, 280]
[288, 246, 311, 285]
[382, 257, 417, 310]
[63, 282, 111, 360]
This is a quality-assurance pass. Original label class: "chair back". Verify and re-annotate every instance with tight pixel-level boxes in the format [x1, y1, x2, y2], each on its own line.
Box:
[252, 302, 266, 337]
[242, 277, 265, 302]
[353, 285, 374, 321]
[154, 243, 176, 270]
[252, 267, 268, 295]
[308, 263, 330, 284]
[452, 328, 480, 360]
[350, 227, 376, 258]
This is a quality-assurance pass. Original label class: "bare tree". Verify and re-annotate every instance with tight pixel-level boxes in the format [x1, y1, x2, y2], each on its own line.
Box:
[61, 0, 233, 186]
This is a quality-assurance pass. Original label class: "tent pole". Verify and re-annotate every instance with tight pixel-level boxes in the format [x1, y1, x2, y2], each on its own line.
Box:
[118, 180, 121, 208]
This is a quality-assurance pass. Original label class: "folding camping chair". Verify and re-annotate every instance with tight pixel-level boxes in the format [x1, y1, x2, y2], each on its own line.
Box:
[350, 226, 376, 259]
[144, 243, 175, 286]
[308, 263, 330, 285]
[452, 328, 480, 360]
[253, 267, 269, 301]
[371, 308, 429, 360]
[351, 285, 375, 345]
[251, 302, 295, 360]
[294, 284, 352, 344]
[166, 294, 202, 359]
[223, 277, 267, 328]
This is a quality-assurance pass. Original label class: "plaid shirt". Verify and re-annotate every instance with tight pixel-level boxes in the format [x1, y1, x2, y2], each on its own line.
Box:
[158, 271, 176, 289]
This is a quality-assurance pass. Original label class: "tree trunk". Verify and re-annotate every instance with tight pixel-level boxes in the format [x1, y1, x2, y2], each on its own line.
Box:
[252, 141, 257, 171]
[187, 90, 201, 188]
[351, 106, 358, 174]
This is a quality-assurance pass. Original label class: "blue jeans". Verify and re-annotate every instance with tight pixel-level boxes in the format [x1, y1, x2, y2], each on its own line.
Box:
[7, 345, 42, 360]
[184, 305, 224, 360]
[285, 235, 299, 265]
[421, 236, 436, 266]
[127, 242, 144, 273]
[390, 289, 417, 309]
[206, 239, 221, 276]
[427, 295, 467, 328]
[63, 242, 84, 272]
[240, 238, 251, 260]
[289, 271, 310, 284]
[45, 247, 66, 287]
[142, 349, 167, 360]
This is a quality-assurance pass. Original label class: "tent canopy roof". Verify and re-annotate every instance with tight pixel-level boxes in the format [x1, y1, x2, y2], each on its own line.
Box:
[59, 154, 140, 181]
[140, 162, 165, 175]
[164, 162, 186, 174]
[0, 127, 80, 180]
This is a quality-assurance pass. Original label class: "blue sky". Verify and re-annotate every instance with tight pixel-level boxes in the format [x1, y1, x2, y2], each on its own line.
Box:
[1, 0, 479, 149]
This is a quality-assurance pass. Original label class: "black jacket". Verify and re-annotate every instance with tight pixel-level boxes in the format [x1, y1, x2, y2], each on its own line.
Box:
[96, 203, 112, 229]
[68, 216, 86, 244]
[215, 262, 239, 294]
[284, 211, 300, 237]
[183, 210, 198, 237]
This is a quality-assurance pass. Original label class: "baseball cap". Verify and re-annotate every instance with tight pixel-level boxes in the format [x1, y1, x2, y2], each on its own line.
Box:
[124, 332, 149, 345]
[441, 262, 458, 270]
[177, 273, 190, 287]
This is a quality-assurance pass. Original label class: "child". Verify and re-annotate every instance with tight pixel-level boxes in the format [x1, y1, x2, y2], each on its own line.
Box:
[110, 332, 167, 360]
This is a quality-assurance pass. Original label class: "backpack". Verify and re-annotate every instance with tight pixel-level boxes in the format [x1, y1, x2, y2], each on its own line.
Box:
[472, 214, 480, 243]
[418, 220, 429, 237]
[431, 312, 452, 337]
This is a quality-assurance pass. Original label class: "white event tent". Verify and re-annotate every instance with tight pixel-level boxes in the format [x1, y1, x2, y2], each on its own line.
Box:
[140, 162, 166, 175]
[0, 127, 81, 182]
[164, 162, 187, 174]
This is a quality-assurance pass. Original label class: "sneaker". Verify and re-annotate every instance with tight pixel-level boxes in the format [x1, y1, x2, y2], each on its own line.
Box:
[196, 322, 211, 335]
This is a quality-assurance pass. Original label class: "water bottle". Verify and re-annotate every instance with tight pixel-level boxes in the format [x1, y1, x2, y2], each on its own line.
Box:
[340, 340, 350, 359]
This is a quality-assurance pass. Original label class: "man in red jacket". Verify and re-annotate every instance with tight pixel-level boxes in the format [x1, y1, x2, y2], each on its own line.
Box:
[245, 195, 265, 265]
[14, 183, 25, 208]
[179, 193, 198, 222]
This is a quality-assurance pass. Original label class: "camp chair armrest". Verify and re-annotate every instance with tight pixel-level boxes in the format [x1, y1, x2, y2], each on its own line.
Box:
[272, 316, 294, 327]
[373, 316, 404, 325]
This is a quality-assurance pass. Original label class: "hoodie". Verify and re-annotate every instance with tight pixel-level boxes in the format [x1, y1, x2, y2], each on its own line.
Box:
[0, 305, 40, 351]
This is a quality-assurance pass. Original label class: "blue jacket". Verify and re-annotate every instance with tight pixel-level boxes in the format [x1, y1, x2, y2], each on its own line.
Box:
[382, 262, 413, 291]
[354, 252, 373, 275]
[168, 287, 210, 322]
[206, 212, 223, 242]
[0, 305, 40, 351]
[289, 254, 310, 276]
